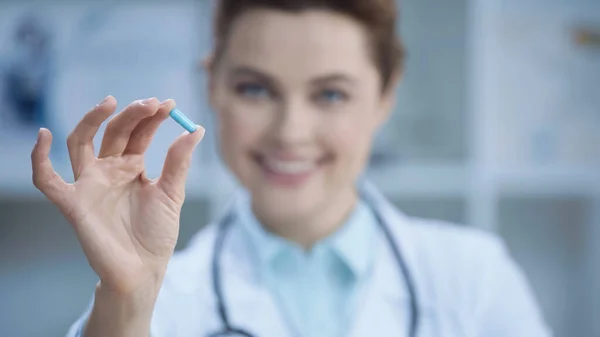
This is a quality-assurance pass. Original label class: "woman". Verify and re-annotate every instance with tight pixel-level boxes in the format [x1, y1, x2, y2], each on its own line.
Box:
[31, 0, 550, 336]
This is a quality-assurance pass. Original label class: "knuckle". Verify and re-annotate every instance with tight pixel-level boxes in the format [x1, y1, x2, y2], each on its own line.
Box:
[141, 105, 159, 117]
[32, 173, 45, 190]
[104, 118, 118, 131]
[180, 159, 191, 171]
[30, 146, 43, 164]
[66, 132, 77, 148]
[162, 185, 185, 206]
[124, 154, 145, 170]
[167, 142, 179, 155]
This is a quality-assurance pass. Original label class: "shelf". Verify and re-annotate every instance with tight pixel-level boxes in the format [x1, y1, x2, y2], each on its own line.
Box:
[493, 167, 600, 196]
[183, 162, 471, 200]
[364, 162, 469, 198]
[2, 162, 598, 201]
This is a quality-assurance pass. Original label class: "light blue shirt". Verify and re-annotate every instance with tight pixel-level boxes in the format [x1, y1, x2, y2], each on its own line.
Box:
[237, 196, 378, 337]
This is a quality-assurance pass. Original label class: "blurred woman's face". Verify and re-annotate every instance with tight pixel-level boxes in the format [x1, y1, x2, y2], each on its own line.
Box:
[210, 9, 393, 222]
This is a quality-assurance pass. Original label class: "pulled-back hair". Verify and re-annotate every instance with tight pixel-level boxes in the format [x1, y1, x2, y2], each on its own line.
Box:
[212, 0, 404, 91]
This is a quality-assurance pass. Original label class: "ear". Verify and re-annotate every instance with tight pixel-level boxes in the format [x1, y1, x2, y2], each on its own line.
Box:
[377, 69, 402, 125]
[201, 54, 214, 71]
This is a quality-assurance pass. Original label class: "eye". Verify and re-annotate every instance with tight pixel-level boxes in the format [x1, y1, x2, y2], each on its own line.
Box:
[315, 89, 348, 104]
[235, 82, 272, 99]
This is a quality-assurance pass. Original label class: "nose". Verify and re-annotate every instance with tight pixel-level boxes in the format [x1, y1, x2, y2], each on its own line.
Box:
[270, 98, 314, 146]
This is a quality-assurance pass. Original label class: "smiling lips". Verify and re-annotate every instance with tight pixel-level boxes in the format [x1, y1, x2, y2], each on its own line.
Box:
[254, 152, 329, 186]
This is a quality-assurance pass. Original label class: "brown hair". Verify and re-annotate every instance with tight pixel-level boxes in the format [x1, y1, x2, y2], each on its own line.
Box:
[212, 0, 405, 91]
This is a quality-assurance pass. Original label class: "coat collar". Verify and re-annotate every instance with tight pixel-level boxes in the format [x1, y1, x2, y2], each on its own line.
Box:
[220, 180, 425, 303]
[212, 181, 433, 335]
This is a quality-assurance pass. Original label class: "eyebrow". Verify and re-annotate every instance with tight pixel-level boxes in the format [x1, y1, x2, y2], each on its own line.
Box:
[310, 73, 358, 87]
[229, 66, 281, 88]
[229, 66, 358, 87]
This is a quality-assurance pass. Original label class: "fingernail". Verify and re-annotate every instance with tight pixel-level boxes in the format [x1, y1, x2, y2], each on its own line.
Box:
[97, 95, 111, 106]
[160, 99, 172, 106]
[142, 97, 157, 105]
[37, 128, 42, 142]
[194, 126, 205, 141]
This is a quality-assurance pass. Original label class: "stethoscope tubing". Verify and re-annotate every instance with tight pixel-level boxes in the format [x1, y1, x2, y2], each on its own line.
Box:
[208, 191, 419, 337]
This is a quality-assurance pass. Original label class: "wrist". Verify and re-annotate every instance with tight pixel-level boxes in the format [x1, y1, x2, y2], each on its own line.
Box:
[100, 285, 156, 305]
[83, 281, 162, 337]
[97, 271, 164, 301]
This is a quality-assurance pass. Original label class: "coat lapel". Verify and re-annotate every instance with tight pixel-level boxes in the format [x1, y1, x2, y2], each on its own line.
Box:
[351, 181, 440, 337]
[348, 228, 413, 337]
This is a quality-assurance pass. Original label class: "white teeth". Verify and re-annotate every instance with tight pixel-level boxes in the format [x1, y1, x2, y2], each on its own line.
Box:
[264, 159, 315, 174]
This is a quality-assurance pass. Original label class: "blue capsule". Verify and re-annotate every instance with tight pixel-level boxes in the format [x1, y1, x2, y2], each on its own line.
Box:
[169, 108, 198, 133]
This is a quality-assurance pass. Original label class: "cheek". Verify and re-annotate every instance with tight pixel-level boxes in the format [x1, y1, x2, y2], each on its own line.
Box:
[325, 107, 379, 158]
[320, 113, 377, 180]
[217, 100, 270, 165]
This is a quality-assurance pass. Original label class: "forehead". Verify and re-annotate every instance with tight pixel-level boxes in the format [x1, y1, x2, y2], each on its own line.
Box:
[222, 9, 375, 80]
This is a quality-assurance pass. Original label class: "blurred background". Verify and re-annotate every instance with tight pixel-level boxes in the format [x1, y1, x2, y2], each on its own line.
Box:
[0, 0, 598, 336]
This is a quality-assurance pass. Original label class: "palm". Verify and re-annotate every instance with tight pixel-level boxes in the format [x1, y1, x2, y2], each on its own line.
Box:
[68, 157, 177, 292]
[31, 97, 204, 294]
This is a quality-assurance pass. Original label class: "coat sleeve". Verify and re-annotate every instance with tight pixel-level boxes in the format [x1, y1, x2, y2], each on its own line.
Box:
[474, 237, 553, 337]
[65, 294, 94, 337]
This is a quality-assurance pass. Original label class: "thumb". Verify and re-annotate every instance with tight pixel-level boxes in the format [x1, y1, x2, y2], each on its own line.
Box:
[31, 128, 70, 203]
[158, 126, 205, 203]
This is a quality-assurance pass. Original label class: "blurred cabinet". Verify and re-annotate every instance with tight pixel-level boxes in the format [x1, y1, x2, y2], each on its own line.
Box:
[372, 0, 469, 163]
[499, 196, 593, 337]
[392, 197, 467, 225]
[468, 1, 600, 336]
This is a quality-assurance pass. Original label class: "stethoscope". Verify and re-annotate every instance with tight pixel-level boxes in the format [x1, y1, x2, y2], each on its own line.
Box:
[207, 189, 419, 337]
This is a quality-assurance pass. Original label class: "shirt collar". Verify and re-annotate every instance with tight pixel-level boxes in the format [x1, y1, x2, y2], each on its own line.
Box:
[324, 200, 376, 277]
[235, 190, 376, 279]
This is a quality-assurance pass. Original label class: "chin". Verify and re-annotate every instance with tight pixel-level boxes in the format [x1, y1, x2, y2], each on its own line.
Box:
[252, 186, 321, 219]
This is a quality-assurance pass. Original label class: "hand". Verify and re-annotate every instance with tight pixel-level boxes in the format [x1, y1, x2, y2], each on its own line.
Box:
[31, 96, 205, 295]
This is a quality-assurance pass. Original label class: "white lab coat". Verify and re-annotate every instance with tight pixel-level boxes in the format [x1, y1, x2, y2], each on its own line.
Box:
[67, 183, 552, 337]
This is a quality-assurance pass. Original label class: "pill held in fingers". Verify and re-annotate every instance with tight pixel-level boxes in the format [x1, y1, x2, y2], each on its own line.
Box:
[169, 108, 198, 133]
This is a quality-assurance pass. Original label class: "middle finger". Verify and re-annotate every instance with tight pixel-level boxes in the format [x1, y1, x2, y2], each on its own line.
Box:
[67, 95, 117, 179]
[123, 99, 176, 156]
[98, 97, 160, 158]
